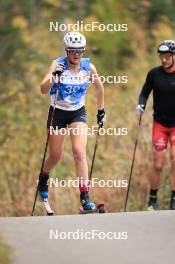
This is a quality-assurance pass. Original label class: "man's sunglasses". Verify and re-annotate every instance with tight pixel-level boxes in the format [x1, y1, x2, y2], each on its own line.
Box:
[67, 48, 85, 55]
[159, 53, 172, 60]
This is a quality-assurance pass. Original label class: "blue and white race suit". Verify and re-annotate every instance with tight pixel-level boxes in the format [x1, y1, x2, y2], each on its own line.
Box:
[50, 57, 91, 111]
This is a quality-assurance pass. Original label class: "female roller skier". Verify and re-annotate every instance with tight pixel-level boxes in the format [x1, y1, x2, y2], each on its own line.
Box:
[39, 31, 106, 212]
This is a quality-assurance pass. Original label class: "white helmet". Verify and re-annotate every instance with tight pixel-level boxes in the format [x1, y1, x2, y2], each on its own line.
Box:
[158, 40, 175, 54]
[63, 32, 86, 49]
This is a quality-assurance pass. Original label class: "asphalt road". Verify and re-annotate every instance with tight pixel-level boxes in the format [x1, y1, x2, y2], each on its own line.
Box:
[0, 211, 174, 264]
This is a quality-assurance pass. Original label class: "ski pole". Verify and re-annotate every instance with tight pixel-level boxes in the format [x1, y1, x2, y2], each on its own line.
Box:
[88, 124, 106, 213]
[31, 82, 60, 216]
[89, 124, 102, 182]
[124, 114, 142, 212]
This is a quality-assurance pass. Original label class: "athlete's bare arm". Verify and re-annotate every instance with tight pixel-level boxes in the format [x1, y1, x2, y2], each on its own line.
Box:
[40, 61, 57, 94]
[90, 63, 104, 110]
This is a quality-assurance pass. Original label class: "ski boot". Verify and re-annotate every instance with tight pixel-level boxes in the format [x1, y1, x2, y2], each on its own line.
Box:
[38, 171, 53, 215]
[80, 191, 96, 214]
[147, 195, 158, 211]
[170, 195, 175, 210]
[38, 171, 49, 200]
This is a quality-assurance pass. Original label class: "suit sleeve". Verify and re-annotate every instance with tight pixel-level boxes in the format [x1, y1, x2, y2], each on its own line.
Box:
[138, 70, 153, 107]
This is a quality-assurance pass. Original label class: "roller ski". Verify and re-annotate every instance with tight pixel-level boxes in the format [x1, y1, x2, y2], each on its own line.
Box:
[38, 172, 54, 216]
[79, 191, 106, 214]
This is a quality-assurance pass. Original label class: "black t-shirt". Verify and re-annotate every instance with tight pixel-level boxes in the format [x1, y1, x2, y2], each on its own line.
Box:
[139, 66, 175, 127]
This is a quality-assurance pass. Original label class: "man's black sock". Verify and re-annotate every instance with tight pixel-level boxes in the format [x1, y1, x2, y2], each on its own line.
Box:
[171, 190, 175, 199]
[149, 189, 158, 202]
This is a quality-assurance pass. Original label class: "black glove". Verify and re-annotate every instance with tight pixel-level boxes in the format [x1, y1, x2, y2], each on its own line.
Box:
[97, 109, 106, 127]
[52, 62, 65, 76]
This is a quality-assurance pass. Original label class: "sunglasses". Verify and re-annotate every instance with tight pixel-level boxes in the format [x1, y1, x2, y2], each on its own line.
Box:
[159, 53, 172, 60]
[67, 48, 85, 55]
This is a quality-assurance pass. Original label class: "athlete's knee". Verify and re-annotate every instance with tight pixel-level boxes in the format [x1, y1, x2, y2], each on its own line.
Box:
[73, 148, 86, 163]
[153, 154, 165, 171]
[154, 161, 164, 172]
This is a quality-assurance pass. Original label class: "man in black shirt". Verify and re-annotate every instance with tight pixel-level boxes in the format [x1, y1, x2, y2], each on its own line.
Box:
[136, 40, 175, 211]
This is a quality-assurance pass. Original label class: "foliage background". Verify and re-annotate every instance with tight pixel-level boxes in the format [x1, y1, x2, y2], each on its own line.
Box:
[0, 0, 175, 216]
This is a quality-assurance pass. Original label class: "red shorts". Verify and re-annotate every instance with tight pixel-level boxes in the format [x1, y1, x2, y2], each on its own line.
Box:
[152, 120, 175, 151]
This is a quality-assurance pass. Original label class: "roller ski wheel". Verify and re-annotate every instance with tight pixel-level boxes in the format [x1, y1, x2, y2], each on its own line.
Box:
[97, 204, 106, 213]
